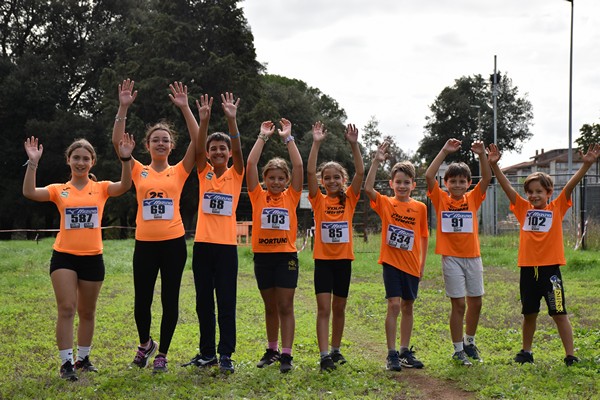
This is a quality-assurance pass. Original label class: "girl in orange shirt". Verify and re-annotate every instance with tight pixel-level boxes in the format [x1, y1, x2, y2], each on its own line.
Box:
[307, 122, 364, 372]
[23, 135, 134, 380]
[246, 119, 303, 373]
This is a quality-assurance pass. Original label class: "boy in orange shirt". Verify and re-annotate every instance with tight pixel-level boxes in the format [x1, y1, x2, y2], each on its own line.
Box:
[365, 141, 428, 371]
[425, 138, 491, 366]
[488, 143, 600, 366]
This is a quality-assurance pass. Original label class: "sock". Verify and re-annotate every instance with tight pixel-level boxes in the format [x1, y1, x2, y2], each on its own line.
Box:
[59, 348, 74, 365]
[330, 347, 340, 354]
[77, 346, 91, 361]
[141, 338, 153, 350]
[453, 342, 464, 353]
[268, 341, 278, 351]
[282, 348, 292, 356]
[523, 349, 533, 354]
[320, 352, 330, 359]
[464, 335, 475, 346]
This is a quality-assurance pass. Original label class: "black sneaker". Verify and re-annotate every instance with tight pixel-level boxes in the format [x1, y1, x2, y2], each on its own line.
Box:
[320, 355, 336, 372]
[464, 344, 483, 362]
[153, 355, 168, 373]
[74, 356, 98, 372]
[182, 354, 218, 368]
[279, 353, 293, 373]
[399, 347, 424, 369]
[131, 339, 158, 368]
[514, 350, 534, 364]
[452, 350, 473, 366]
[386, 351, 402, 371]
[257, 348, 280, 368]
[329, 351, 347, 365]
[219, 355, 234, 374]
[564, 355, 580, 366]
[59, 361, 78, 381]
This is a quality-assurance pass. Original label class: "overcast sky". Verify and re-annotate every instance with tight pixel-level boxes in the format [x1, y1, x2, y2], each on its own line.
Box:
[243, 0, 600, 167]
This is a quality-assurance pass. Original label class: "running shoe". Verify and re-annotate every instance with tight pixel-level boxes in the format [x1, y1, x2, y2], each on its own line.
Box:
[399, 347, 424, 369]
[59, 361, 78, 381]
[329, 350, 347, 365]
[452, 350, 473, 366]
[514, 350, 534, 364]
[74, 356, 98, 372]
[219, 355, 234, 374]
[153, 355, 168, 373]
[257, 348, 280, 368]
[279, 353, 294, 373]
[182, 354, 218, 368]
[564, 355, 579, 367]
[386, 351, 402, 371]
[131, 339, 158, 368]
[320, 355, 336, 372]
[464, 344, 483, 362]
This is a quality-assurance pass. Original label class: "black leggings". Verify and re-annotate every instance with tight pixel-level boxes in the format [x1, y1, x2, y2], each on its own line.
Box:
[133, 236, 187, 354]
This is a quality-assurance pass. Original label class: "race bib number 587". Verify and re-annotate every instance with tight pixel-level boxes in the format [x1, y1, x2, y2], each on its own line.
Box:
[65, 207, 99, 229]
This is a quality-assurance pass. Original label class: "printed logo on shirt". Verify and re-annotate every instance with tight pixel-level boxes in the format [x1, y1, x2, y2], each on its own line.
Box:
[206, 171, 214, 180]
[258, 237, 289, 245]
[60, 191, 69, 198]
[141, 170, 149, 179]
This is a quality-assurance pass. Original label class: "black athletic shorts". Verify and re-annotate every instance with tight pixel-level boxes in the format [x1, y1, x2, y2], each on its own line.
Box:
[49, 250, 105, 281]
[254, 252, 299, 290]
[519, 265, 567, 316]
[314, 259, 352, 297]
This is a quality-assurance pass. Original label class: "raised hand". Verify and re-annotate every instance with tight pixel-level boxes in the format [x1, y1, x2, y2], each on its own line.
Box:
[312, 121, 326, 143]
[195, 94, 214, 122]
[118, 133, 135, 159]
[168, 81, 189, 109]
[580, 143, 600, 164]
[345, 124, 359, 144]
[487, 143, 501, 165]
[443, 138, 462, 154]
[221, 92, 240, 119]
[471, 140, 486, 156]
[374, 141, 389, 163]
[118, 79, 137, 107]
[24, 136, 43, 163]
[278, 118, 292, 139]
[260, 121, 276, 137]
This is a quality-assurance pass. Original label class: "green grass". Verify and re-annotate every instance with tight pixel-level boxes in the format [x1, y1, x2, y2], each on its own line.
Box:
[0, 234, 599, 399]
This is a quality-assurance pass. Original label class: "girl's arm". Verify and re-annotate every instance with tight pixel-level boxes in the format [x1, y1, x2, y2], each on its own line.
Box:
[279, 118, 303, 192]
[194, 94, 213, 172]
[345, 124, 365, 196]
[107, 133, 136, 197]
[487, 143, 517, 205]
[365, 141, 389, 202]
[169, 81, 197, 173]
[22, 137, 50, 202]
[246, 121, 275, 192]
[113, 79, 137, 167]
[307, 121, 326, 198]
[221, 92, 244, 174]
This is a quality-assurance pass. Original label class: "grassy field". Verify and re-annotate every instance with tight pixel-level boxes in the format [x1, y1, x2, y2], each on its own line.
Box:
[0, 234, 599, 399]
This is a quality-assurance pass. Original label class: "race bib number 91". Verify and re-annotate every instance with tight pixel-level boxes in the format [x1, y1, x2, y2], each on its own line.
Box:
[386, 224, 415, 251]
[142, 198, 174, 220]
[65, 207, 99, 229]
[202, 193, 233, 216]
[523, 210, 552, 232]
[320, 221, 349, 244]
[261, 208, 290, 230]
[441, 211, 474, 233]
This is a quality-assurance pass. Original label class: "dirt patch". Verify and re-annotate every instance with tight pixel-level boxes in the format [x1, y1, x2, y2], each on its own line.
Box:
[390, 369, 476, 400]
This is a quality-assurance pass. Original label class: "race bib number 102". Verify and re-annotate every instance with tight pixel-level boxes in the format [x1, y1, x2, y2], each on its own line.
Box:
[523, 210, 552, 232]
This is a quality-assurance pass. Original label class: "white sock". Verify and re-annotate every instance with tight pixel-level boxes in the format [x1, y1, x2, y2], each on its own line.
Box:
[464, 335, 475, 346]
[59, 348, 74, 365]
[453, 342, 464, 353]
[77, 346, 91, 361]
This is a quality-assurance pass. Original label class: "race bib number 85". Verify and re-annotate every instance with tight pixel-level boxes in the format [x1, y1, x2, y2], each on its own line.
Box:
[321, 221, 349, 244]
[386, 224, 415, 251]
[65, 207, 99, 229]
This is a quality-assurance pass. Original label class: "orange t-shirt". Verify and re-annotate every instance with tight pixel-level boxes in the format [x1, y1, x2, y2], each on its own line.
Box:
[47, 180, 110, 255]
[370, 193, 429, 278]
[511, 191, 571, 267]
[249, 185, 301, 253]
[309, 187, 359, 260]
[132, 160, 190, 241]
[194, 164, 244, 245]
[428, 180, 485, 257]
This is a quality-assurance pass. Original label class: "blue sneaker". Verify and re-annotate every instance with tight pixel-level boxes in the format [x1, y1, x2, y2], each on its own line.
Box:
[386, 351, 401, 371]
[399, 347, 424, 369]
[219, 355, 234, 373]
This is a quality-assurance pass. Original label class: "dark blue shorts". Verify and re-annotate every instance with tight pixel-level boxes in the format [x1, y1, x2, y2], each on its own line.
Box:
[314, 259, 352, 297]
[254, 252, 299, 290]
[382, 263, 419, 300]
[49, 250, 105, 281]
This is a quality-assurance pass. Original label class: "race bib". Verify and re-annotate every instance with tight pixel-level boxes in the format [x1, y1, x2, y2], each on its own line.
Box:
[441, 211, 474, 233]
[261, 208, 290, 230]
[386, 224, 415, 251]
[202, 193, 233, 216]
[523, 210, 552, 232]
[142, 198, 174, 220]
[320, 221, 349, 244]
[65, 207, 99, 229]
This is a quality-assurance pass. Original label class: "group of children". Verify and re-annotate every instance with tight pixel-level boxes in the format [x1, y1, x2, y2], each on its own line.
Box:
[22, 79, 599, 381]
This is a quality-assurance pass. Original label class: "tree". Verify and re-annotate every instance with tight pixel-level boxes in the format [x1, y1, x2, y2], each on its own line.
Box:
[575, 122, 600, 151]
[418, 73, 533, 173]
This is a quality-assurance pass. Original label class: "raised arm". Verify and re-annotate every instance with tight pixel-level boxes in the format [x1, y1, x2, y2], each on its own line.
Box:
[472, 140, 492, 191]
[487, 143, 517, 205]
[278, 118, 303, 192]
[425, 138, 461, 190]
[169, 81, 197, 172]
[107, 133, 135, 197]
[113, 79, 137, 161]
[246, 121, 275, 192]
[307, 121, 326, 198]
[345, 123, 365, 196]
[365, 141, 389, 202]
[194, 94, 213, 172]
[221, 92, 243, 174]
[22, 137, 50, 202]
[563, 143, 600, 199]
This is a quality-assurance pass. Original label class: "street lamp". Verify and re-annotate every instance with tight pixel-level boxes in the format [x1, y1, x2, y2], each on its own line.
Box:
[566, 0, 574, 176]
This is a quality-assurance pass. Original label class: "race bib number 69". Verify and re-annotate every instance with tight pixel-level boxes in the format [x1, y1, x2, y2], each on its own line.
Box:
[142, 198, 174, 220]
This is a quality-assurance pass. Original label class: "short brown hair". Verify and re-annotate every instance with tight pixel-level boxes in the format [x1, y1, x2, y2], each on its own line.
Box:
[391, 161, 416, 181]
[444, 162, 471, 181]
[262, 157, 291, 185]
[524, 172, 554, 193]
[206, 132, 231, 151]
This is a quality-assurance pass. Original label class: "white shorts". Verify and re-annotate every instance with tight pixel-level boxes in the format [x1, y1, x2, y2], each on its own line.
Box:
[442, 256, 484, 298]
